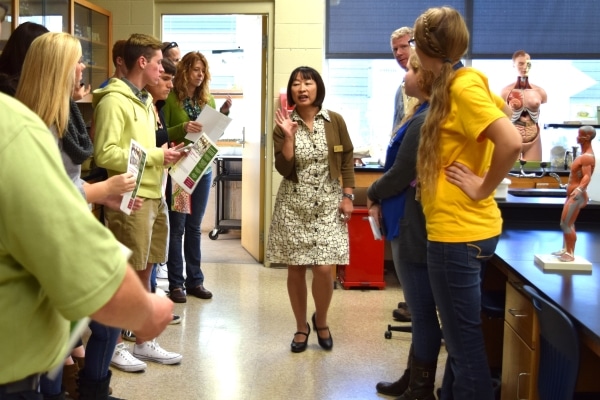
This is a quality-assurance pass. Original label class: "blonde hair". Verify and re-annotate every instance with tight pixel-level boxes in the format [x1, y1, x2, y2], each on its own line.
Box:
[414, 6, 469, 194]
[400, 50, 435, 125]
[16, 32, 81, 137]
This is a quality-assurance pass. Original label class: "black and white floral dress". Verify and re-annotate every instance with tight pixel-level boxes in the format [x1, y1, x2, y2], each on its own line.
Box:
[267, 110, 349, 266]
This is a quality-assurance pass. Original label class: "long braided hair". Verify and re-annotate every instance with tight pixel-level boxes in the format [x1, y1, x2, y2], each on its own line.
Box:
[414, 7, 469, 196]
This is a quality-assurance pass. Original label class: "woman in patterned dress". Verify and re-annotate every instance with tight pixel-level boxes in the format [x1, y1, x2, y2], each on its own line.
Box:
[267, 66, 355, 353]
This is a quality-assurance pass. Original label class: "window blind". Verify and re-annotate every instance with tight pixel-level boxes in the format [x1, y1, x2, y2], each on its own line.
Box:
[326, 0, 600, 60]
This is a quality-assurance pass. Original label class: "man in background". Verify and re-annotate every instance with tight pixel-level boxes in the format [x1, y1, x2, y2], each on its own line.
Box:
[99, 39, 128, 88]
[390, 26, 414, 129]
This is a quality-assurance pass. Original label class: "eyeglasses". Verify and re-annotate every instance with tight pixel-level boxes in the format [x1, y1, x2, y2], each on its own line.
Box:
[162, 42, 178, 53]
[0, 4, 8, 23]
[408, 38, 416, 49]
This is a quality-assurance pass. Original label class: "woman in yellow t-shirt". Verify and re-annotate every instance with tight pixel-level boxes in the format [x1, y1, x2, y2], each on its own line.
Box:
[412, 6, 522, 400]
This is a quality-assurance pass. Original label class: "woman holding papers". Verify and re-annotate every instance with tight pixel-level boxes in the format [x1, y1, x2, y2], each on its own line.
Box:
[368, 53, 441, 400]
[162, 51, 232, 302]
[266, 66, 355, 353]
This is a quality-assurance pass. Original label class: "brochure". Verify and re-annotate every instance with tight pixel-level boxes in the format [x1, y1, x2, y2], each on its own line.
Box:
[120, 139, 147, 215]
[169, 133, 220, 195]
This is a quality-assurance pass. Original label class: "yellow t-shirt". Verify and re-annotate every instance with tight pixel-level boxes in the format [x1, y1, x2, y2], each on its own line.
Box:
[421, 68, 507, 242]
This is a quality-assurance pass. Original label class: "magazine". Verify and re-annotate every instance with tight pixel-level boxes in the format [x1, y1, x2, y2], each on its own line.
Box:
[120, 139, 147, 215]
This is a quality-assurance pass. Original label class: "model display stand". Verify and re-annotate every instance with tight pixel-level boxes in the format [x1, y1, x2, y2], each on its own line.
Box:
[534, 254, 592, 272]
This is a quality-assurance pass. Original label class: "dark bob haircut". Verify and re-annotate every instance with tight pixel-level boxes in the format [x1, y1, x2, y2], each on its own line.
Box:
[286, 66, 326, 108]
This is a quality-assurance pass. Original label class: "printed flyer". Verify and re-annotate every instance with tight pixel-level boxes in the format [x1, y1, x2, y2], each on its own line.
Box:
[120, 139, 147, 215]
[169, 133, 219, 195]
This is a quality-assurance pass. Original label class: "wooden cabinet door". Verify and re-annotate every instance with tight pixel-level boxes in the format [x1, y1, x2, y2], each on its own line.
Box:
[501, 322, 538, 400]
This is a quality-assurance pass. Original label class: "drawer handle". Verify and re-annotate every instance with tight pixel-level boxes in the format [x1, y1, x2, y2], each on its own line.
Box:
[517, 372, 530, 400]
[508, 308, 528, 318]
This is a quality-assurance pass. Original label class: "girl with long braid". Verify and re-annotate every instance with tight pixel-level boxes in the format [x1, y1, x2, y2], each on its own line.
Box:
[412, 7, 522, 399]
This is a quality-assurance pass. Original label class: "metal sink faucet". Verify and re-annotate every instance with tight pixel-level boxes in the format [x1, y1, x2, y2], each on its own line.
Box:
[549, 172, 567, 189]
[508, 160, 549, 178]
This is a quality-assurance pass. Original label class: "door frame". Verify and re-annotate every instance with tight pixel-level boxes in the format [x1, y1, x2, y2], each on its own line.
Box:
[155, 2, 274, 262]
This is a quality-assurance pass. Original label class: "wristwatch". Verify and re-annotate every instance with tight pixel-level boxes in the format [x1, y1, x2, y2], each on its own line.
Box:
[342, 193, 355, 201]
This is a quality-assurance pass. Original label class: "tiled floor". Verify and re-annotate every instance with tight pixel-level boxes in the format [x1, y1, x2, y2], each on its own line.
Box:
[108, 233, 447, 399]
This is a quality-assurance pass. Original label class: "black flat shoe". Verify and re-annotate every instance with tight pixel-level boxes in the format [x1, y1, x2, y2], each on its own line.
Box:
[290, 323, 310, 353]
[312, 313, 333, 350]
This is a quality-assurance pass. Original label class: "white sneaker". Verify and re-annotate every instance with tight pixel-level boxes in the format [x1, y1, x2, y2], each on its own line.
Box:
[169, 314, 182, 325]
[156, 264, 168, 279]
[133, 340, 182, 365]
[111, 343, 147, 372]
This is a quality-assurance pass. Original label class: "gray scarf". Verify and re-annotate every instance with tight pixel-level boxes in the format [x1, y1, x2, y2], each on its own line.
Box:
[61, 99, 93, 165]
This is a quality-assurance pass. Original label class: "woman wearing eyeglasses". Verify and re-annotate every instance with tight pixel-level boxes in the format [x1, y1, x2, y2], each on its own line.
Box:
[162, 41, 181, 64]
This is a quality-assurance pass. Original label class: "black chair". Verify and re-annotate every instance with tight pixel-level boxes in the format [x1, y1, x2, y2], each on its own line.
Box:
[384, 301, 412, 339]
[523, 285, 580, 400]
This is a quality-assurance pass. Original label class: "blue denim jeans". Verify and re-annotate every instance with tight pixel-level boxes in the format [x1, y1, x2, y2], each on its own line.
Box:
[427, 237, 499, 400]
[167, 170, 212, 291]
[391, 237, 442, 364]
[150, 263, 158, 293]
[82, 321, 121, 381]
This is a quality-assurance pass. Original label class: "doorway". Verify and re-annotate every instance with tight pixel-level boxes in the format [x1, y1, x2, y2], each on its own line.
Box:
[161, 14, 266, 262]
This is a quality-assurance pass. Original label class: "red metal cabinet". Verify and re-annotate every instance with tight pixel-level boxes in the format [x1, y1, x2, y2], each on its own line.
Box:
[337, 207, 386, 289]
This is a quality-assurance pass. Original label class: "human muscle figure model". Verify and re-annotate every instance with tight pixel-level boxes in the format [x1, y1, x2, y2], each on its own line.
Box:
[553, 126, 596, 262]
[500, 50, 547, 161]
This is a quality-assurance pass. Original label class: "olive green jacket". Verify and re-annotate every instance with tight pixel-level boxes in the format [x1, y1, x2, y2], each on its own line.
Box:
[273, 109, 355, 188]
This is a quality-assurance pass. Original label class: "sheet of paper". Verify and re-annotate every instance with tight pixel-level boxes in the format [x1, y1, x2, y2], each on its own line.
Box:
[170, 133, 220, 194]
[185, 106, 232, 143]
[120, 139, 147, 215]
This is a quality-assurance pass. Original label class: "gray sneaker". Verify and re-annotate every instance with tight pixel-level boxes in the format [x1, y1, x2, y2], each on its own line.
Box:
[133, 340, 182, 365]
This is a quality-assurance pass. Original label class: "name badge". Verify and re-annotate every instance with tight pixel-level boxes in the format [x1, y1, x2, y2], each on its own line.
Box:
[334, 145, 343, 153]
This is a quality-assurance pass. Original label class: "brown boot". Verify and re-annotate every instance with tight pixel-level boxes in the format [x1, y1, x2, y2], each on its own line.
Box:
[62, 363, 80, 400]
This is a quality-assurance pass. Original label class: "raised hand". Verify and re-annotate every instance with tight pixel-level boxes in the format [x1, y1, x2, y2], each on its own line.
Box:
[275, 107, 298, 139]
[220, 95, 233, 115]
